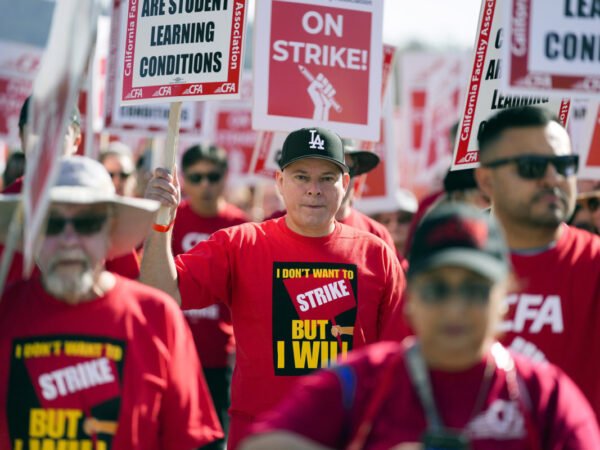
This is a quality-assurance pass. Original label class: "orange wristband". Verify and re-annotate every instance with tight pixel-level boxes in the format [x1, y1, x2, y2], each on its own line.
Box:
[152, 221, 173, 233]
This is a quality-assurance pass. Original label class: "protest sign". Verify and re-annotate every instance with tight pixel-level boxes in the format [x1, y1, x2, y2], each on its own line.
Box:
[248, 130, 286, 179]
[452, 0, 570, 171]
[0, 42, 43, 151]
[202, 76, 256, 183]
[578, 101, 600, 180]
[21, 0, 101, 276]
[253, 0, 383, 140]
[399, 51, 470, 191]
[115, 0, 247, 105]
[502, 0, 600, 98]
[353, 90, 398, 214]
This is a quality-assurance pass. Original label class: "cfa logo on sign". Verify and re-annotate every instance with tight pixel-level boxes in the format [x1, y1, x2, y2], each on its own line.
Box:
[153, 86, 172, 97]
[125, 89, 143, 99]
[184, 84, 203, 95]
[459, 151, 479, 164]
[216, 83, 236, 93]
[308, 129, 325, 150]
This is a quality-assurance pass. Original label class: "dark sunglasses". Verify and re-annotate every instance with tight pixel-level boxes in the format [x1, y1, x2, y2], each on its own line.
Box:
[579, 196, 599, 213]
[46, 215, 108, 236]
[415, 281, 492, 306]
[108, 171, 131, 180]
[482, 155, 579, 179]
[185, 172, 223, 184]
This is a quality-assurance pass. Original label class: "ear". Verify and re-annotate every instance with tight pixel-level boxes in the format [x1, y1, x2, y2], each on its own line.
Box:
[342, 172, 351, 191]
[475, 166, 494, 201]
[275, 170, 284, 194]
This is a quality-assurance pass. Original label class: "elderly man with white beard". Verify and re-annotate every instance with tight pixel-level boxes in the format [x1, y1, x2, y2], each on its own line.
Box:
[0, 156, 222, 450]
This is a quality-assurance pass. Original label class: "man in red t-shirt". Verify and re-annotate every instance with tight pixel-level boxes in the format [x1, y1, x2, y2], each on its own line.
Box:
[141, 127, 408, 449]
[174, 144, 249, 450]
[475, 106, 600, 422]
[0, 156, 222, 450]
[242, 203, 599, 449]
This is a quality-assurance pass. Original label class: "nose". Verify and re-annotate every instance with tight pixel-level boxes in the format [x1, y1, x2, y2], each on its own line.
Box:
[56, 222, 81, 246]
[539, 161, 562, 186]
[306, 180, 322, 196]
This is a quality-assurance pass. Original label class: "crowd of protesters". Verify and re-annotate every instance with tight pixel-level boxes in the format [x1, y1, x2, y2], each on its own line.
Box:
[0, 97, 600, 450]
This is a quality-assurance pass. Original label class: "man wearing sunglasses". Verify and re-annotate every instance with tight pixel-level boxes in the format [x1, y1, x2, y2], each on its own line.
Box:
[475, 106, 600, 422]
[576, 190, 600, 236]
[173, 144, 249, 450]
[0, 156, 222, 450]
[0, 100, 141, 284]
[141, 127, 407, 449]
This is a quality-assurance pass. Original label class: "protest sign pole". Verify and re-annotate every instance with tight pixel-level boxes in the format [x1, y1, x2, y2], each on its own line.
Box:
[0, 202, 23, 297]
[155, 101, 182, 227]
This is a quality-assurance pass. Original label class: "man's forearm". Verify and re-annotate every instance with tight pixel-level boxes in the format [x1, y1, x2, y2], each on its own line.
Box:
[139, 229, 181, 304]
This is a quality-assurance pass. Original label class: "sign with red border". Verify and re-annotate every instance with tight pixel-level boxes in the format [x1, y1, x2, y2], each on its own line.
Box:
[451, 0, 570, 171]
[578, 101, 600, 180]
[253, 0, 383, 140]
[502, 0, 600, 98]
[116, 0, 247, 105]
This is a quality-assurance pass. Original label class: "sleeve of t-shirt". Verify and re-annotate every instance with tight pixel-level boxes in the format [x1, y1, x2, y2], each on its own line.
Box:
[527, 361, 600, 449]
[250, 369, 348, 448]
[377, 247, 411, 341]
[159, 299, 224, 450]
[105, 251, 140, 279]
[175, 229, 233, 310]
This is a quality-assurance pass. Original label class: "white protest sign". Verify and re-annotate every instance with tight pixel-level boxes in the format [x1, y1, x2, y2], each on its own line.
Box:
[0, 42, 43, 150]
[106, 3, 204, 134]
[578, 100, 600, 180]
[116, 0, 247, 104]
[400, 51, 470, 188]
[23, 0, 101, 275]
[253, 0, 383, 140]
[203, 76, 256, 183]
[503, 0, 600, 97]
[353, 90, 397, 214]
[451, 0, 570, 171]
[248, 130, 287, 180]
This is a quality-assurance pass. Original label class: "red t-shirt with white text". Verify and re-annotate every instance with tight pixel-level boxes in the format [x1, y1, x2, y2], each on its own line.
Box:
[172, 200, 248, 368]
[251, 342, 600, 449]
[500, 224, 600, 421]
[0, 276, 222, 450]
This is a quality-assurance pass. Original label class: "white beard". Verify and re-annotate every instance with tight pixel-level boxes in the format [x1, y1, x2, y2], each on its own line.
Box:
[42, 251, 96, 302]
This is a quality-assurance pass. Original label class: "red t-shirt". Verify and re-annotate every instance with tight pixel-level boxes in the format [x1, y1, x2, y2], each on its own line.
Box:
[172, 200, 248, 368]
[175, 217, 408, 446]
[339, 208, 396, 251]
[0, 276, 222, 450]
[500, 224, 600, 421]
[1, 176, 23, 194]
[252, 341, 600, 449]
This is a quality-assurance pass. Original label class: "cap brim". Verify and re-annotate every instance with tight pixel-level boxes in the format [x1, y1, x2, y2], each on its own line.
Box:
[0, 191, 159, 259]
[407, 248, 509, 282]
[345, 150, 380, 177]
[280, 155, 349, 173]
[577, 190, 600, 201]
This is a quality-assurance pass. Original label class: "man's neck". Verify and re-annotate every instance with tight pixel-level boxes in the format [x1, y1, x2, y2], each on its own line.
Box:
[335, 203, 352, 221]
[190, 198, 224, 217]
[499, 217, 562, 251]
[285, 216, 336, 237]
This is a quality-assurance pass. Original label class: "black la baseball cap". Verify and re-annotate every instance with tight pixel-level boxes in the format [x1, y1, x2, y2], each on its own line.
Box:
[407, 203, 509, 282]
[278, 127, 349, 173]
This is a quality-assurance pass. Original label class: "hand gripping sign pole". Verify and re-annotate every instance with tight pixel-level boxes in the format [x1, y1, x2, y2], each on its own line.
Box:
[154, 101, 182, 229]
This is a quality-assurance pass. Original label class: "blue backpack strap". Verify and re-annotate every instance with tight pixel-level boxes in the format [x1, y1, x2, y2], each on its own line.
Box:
[333, 364, 357, 411]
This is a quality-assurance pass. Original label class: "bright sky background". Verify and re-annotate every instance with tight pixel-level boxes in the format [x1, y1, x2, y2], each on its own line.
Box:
[248, 0, 483, 50]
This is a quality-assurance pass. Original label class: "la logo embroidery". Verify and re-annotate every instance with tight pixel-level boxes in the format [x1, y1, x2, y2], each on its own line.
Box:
[308, 129, 325, 150]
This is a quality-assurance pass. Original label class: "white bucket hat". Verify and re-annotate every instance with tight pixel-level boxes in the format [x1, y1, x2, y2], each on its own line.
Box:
[0, 156, 159, 258]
